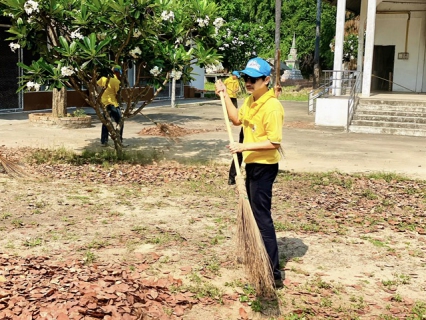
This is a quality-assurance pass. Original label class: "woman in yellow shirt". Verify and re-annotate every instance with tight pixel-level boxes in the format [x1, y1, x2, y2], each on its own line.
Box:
[216, 58, 284, 289]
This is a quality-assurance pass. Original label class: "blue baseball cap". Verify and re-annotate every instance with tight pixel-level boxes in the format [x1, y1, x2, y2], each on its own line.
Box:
[232, 71, 240, 78]
[238, 57, 271, 77]
[113, 65, 122, 75]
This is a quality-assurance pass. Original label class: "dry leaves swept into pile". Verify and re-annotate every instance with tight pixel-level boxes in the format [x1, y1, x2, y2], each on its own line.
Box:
[138, 123, 222, 138]
[0, 254, 209, 320]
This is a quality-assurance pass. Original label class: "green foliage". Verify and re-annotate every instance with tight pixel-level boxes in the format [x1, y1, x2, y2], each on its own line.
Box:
[217, 0, 337, 74]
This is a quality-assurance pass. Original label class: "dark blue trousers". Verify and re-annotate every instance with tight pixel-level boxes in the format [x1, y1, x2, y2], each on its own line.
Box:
[245, 162, 281, 280]
[101, 105, 123, 144]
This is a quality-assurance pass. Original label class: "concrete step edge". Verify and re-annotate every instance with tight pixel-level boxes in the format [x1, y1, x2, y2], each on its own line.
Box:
[349, 126, 426, 137]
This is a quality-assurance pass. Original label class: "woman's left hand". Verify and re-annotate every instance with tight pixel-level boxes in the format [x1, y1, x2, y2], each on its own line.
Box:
[227, 142, 244, 154]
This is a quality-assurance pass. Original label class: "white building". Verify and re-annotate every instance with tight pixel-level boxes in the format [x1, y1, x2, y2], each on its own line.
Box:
[314, 0, 426, 136]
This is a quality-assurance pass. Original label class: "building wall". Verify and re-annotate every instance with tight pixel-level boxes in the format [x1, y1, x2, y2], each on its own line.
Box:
[375, 12, 426, 92]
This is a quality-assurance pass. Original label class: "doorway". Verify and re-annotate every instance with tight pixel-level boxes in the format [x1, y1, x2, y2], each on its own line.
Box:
[372, 45, 395, 91]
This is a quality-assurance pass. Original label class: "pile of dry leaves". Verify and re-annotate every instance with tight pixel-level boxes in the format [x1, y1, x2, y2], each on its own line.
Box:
[138, 123, 221, 138]
[0, 253, 225, 320]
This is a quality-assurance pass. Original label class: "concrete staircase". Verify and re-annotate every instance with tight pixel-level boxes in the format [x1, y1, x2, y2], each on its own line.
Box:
[349, 99, 426, 137]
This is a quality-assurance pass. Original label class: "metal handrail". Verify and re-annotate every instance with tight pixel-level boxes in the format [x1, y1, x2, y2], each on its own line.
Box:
[347, 71, 362, 130]
[308, 70, 361, 113]
[308, 82, 331, 113]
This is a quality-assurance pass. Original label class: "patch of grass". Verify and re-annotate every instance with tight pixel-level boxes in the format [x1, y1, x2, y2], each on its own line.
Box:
[11, 219, 24, 228]
[1, 213, 11, 220]
[146, 230, 183, 245]
[29, 147, 161, 165]
[204, 256, 221, 275]
[366, 172, 408, 183]
[409, 301, 426, 319]
[183, 272, 223, 302]
[23, 237, 43, 247]
[277, 86, 310, 101]
[361, 189, 378, 200]
[83, 250, 96, 265]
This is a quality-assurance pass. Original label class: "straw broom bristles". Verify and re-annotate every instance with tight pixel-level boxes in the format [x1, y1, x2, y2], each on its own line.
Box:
[235, 176, 275, 296]
[0, 153, 34, 179]
[219, 92, 275, 296]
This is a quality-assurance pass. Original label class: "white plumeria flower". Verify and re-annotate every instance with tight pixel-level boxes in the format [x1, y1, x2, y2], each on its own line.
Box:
[171, 70, 182, 80]
[129, 47, 142, 59]
[9, 43, 20, 52]
[26, 81, 35, 90]
[70, 30, 84, 40]
[161, 10, 174, 22]
[33, 83, 41, 91]
[150, 66, 162, 77]
[218, 47, 224, 51]
[196, 16, 209, 27]
[61, 66, 75, 77]
[133, 29, 142, 38]
[213, 17, 225, 28]
[24, 0, 39, 15]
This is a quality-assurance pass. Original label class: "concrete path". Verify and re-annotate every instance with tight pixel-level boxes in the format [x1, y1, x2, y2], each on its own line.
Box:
[1, 98, 425, 180]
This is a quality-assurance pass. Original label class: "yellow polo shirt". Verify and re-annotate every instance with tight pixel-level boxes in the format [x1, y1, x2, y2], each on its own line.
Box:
[238, 88, 284, 164]
[97, 75, 120, 107]
[223, 76, 240, 99]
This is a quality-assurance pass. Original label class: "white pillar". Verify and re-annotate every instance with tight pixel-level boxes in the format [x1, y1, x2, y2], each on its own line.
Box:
[361, 0, 377, 97]
[332, 0, 346, 96]
[357, 0, 367, 73]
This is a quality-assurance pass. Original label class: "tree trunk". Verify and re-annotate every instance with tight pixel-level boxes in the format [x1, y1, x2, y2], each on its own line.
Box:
[52, 87, 67, 118]
[171, 77, 176, 108]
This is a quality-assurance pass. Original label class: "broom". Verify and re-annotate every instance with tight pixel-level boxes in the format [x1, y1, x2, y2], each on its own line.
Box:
[219, 91, 275, 296]
[0, 153, 33, 179]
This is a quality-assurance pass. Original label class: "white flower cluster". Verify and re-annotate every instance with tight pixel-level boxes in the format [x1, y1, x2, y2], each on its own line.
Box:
[24, 0, 39, 15]
[196, 16, 209, 27]
[213, 17, 224, 29]
[9, 42, 20, 52]
[70, 30, 84, 40]
[161, 10, 174, 22]
[150, 66, 162, 77]
[26, 81, 41, 91]
[133, 29, 142, 38]
[129, 47, 142, 59]
[170, 69, 182, 80]
[205, 62, 223, 74]
[61, 66, 75, 77]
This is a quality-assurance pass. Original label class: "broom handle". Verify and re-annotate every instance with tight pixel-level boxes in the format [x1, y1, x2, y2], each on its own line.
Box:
[219, 91, 242, 177]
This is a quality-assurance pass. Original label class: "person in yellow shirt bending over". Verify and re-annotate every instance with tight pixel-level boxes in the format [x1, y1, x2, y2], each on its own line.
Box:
[215, 57, 285, 289]
[224, 71, 243, 185]
[97, 66, 123, 147]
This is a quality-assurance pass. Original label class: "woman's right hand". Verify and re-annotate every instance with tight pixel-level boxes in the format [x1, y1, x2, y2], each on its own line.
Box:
[215, 80, 227, 97]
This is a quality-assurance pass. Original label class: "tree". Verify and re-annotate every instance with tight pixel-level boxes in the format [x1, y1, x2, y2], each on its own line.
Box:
[214, 0, 337, 77]
[1, 0, 222, 156]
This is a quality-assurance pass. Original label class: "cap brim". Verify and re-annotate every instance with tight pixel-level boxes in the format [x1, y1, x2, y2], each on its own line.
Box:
[239, 69, 264, 78]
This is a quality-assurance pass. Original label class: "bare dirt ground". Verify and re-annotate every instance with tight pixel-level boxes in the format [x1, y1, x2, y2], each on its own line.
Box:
[1, 143, 426, 320]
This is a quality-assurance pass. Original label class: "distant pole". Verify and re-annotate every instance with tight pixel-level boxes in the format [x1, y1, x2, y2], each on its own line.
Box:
[313, 0, 322, 88]
[275, 0, 282, 87]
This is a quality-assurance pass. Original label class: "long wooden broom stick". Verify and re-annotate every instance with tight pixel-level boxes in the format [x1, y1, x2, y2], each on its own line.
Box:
[219, 91, 274, 296]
